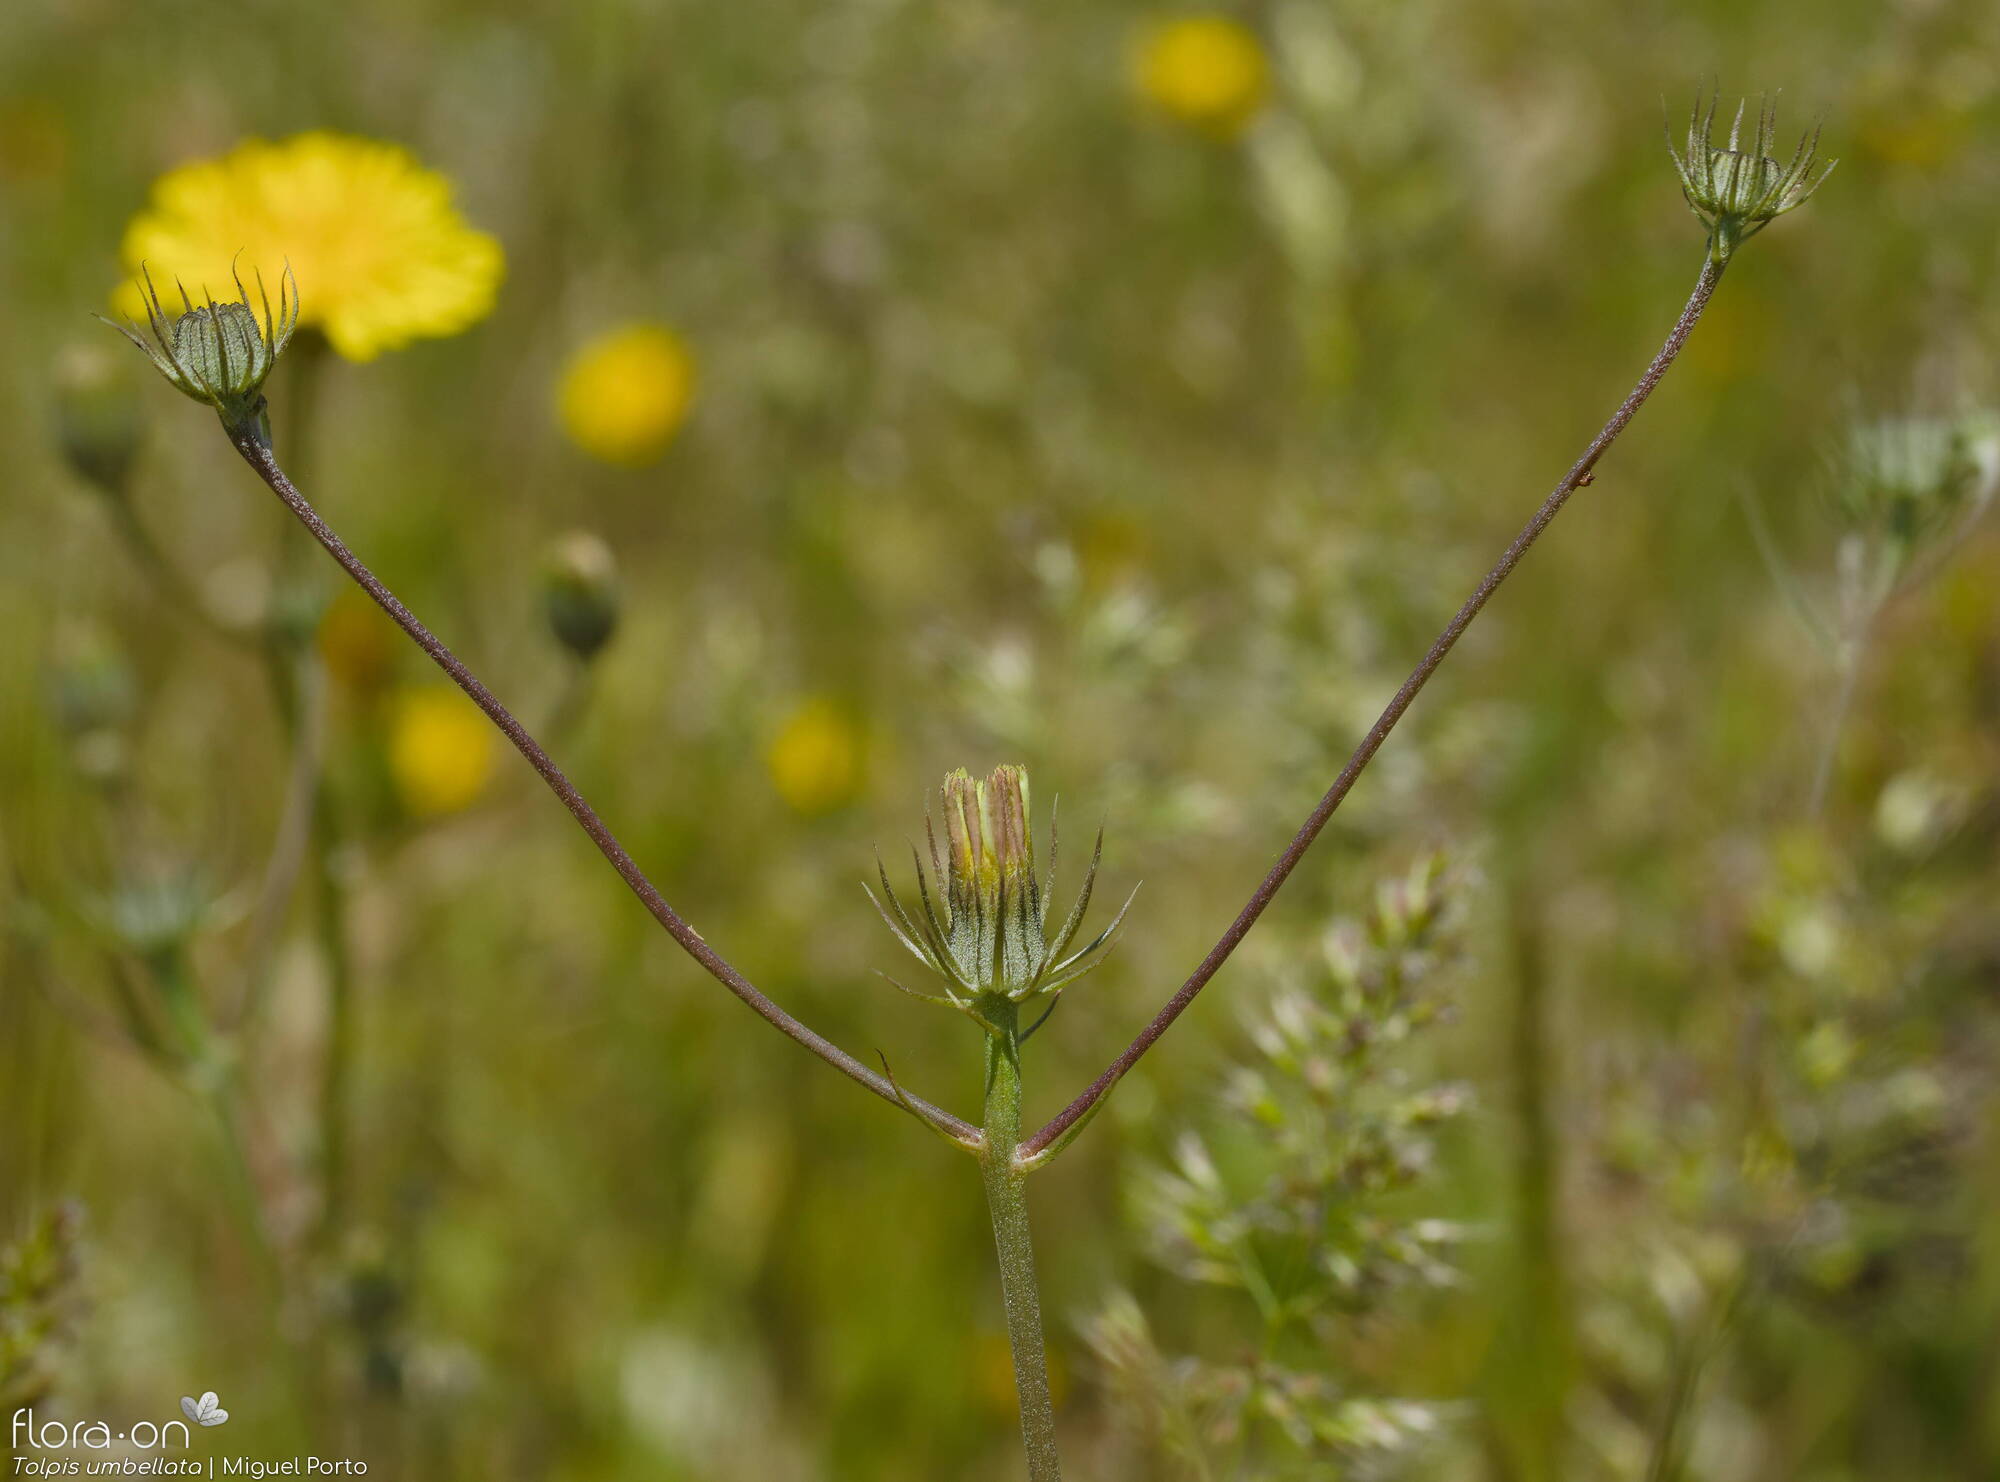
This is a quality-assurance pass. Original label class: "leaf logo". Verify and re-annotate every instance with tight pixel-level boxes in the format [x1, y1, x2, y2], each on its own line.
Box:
[179, 1392, 229, 1428]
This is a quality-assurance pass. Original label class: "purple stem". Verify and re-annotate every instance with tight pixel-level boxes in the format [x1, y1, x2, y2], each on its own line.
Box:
[226, 428, 979, 1148]
[1023, 255, 1726, 1158]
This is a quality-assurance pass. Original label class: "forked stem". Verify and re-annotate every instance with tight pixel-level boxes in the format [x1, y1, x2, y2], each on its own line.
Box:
[1026, 253, 1728, 1158]
[979, 999, 1062, 1481]
[223, 427, 978, 1147]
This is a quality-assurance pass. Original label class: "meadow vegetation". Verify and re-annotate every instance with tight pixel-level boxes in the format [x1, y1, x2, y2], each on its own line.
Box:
[4, 2, 1998, 1478]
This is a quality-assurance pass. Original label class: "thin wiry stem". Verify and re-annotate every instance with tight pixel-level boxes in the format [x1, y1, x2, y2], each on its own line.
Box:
[1808, 631, 1867, 818]
[224, 428, 979, 1148]
[224, 646, 327, 1028]
[1025, 253, 1727, 1159]
[98, 494, 243, 646]
[311, 762, 357, 1254]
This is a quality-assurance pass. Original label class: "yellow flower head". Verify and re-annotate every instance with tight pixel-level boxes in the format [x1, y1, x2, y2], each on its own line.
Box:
[1132, 15, 1270, 137]
[317, 591, 396, 695]
[115, 132, 503, 362]
[765, 698, 864, 816]
[557, 323, 698, 467]
[388, 687, 495, 818]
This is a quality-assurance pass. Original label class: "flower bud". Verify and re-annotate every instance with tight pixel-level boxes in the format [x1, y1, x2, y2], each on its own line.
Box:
[866, 764, 1139, 1018]
[87, 869, 214, 961]
[1835, 415, 1981, 546]
[46, 626, 137, 785]
[46, 627, 137, 740]
[1666, 93, 1834, 264]
[942, 765, 1039, 988]
[103, 262, 297, 435]
[542, 530, 621, 662]
[172, 301, 277, 399]
[51, 344, 143, 495]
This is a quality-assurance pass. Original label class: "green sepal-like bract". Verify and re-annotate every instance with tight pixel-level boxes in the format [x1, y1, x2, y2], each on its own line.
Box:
[1665, 91, 1834, 264]
[103, 260, 298, 438]
[867, 765, 1137, 1025]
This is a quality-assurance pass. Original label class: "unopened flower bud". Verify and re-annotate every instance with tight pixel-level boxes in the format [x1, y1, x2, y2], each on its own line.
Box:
[1665, 93, 1834, 264]
[52, 344, 143, 495]
[46, 626, 137, 783]
[46, 628, 137, 740]
[1819, 412, 1996, 622]
[542, 530, 620, 662]
[103, 262, 297, 435]
[1835, 415, 1981, 546]
[866, 764, 1139, 1019]
[87, 870, 214, 961]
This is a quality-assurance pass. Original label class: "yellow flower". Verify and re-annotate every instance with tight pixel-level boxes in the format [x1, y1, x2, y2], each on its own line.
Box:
[115, 132, 503, 362]
[1132, 15, 1270, 136]
[557, 323, 698, 467]
[765, 699, 863, 816]
[388, 687, 495, 818]
[316, 591, 395, 696]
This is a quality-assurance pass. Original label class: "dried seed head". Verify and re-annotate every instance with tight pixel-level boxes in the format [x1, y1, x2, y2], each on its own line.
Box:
[102, 260, 298, 437]
[1665, 91, 1834, 264]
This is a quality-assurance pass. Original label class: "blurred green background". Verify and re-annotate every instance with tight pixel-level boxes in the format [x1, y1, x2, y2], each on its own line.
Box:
[3, 0, 1998, 1477]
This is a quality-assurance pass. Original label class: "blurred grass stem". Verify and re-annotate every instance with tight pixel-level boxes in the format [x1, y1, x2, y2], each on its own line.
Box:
[1808, 632, 1867, 818]
[226, 655, 326, 1028]
[99, 496, 240, 644]
[1027, 253, 1728, 1158]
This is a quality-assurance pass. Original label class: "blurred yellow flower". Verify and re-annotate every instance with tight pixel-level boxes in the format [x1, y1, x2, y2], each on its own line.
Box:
[115, 132, 503, 362]
[557, 323, 698, 467]
[764, 698, 863, 815]
[973, 1331, 1069, 1417]
[1132, 15, 1270, 136]
[317, 591, 395, 695]
[388, 687, 495, 818]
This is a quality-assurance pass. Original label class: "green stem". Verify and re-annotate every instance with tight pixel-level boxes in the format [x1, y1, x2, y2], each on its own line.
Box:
[1807, 630, 1867, 819]
[1500, 880, 1570, 1482]
[313, 782, 355, 1257]
[979, 999, 1063, 1482]
[103, 494, 241, 646]
[146, 947, 283, 1297]
[227, 651, 327, 1029]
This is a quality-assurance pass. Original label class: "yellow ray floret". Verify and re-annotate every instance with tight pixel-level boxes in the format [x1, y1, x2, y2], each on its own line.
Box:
[115, 132, 504, 362]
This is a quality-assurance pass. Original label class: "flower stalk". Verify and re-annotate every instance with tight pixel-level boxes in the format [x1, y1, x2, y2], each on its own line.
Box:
[218, 425, 977, 1145]
[1025, 248, 1729, 1160]
[978, 997, 1063, 1482]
